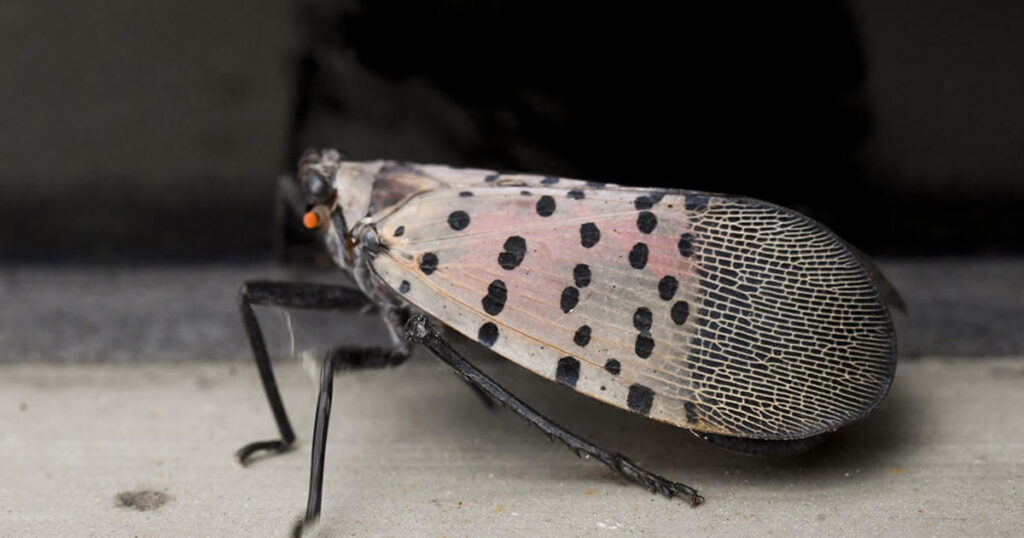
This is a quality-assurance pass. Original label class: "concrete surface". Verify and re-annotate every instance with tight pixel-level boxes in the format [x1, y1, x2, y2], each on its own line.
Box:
[0, 357, 1021, 537]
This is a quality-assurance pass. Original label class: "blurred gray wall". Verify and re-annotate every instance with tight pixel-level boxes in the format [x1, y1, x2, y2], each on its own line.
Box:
[0, 1, 294, 259]
[0, 1, 1020, 261]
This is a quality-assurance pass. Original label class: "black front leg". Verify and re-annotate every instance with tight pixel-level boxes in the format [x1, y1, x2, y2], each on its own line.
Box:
[237, 280, 491, 465]
[236, 280, 374, 464]
[405, 315, 703, 506]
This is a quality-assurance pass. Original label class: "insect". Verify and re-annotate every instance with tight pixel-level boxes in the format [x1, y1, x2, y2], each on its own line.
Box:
[237, 149, 899, 536]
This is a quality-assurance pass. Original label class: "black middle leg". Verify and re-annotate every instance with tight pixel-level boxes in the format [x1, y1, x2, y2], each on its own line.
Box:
[404, 315, 703, 506]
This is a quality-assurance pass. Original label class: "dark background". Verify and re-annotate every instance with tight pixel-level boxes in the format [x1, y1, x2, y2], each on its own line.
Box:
[2, 0, 1022, 262]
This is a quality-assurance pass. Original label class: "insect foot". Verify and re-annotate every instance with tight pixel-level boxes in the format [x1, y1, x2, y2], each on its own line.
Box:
[292, 515, 316, 537]
[611, 453, 704, 507]
[235, 439, 294, 466]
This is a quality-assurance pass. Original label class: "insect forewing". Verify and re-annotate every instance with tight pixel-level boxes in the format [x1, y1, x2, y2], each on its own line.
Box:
[362, 163, 895, 440]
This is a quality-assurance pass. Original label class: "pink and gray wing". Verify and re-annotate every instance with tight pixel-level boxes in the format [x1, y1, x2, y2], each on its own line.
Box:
[369, 184, 894, 440]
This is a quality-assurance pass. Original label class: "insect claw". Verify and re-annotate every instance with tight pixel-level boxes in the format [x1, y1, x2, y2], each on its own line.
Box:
[235, 439, 293, 466]
[689, 493, 705, 507]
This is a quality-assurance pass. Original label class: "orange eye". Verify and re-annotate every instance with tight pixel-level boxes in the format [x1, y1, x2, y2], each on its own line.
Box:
[302, 211, 321, 229]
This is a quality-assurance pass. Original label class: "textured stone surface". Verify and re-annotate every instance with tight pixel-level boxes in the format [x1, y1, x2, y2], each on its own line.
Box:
[0, 357, 1021, 537]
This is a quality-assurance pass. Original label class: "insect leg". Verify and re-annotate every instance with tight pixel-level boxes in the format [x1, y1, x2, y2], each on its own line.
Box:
[236, 280, 372, 465]
[291, 348, 337, 538]
[404, 315, 703, 506]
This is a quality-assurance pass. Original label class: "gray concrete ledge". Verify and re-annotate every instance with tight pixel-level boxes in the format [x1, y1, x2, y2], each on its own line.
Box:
[1, 357, 1021, 537]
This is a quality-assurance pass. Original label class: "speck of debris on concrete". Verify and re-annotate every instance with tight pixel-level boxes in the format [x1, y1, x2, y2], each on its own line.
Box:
[116, 490, 172, 511]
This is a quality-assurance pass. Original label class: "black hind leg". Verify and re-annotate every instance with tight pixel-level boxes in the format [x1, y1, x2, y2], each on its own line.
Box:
[404, 315, 703, 506]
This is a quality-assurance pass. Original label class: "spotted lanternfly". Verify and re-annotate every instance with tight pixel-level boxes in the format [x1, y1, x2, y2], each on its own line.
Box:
[237, 149, 899, 535]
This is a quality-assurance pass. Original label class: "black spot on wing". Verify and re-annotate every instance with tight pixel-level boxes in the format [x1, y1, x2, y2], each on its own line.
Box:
[580, 223, 601, 248]
[560, 287, 579, 313]
[671, 301, 690, 325]
[633, 307, 652, 332]
[541, 176, 560, 184]
[556, 357, 580, 387]
[604, 359, 621, 375]
[482, 280, 507, 315]
[484, 173, 499, 182]
[684, 401, 699, 424]
[634, 192, 665, 210]
[627, 384, 654, 415]
[399, 280, 410, 294]
[478, 322, 498, 347]
[567, 189, 585, 200]
[536, 195, 556, 217]
[573, 264, 591, 287]
[419, 252, 438, 275]
[573, 325, 591, 347]
[635, 333, 654, 358]
[459, 191, 473, 197]
[678, 233, 695, 257]
[447, 210, 471, 231]
[628, 243, 649, 269]
[394, 226, 405, 237]
[498, 236, 527, 270]
[637, 211, 657, 234]
[658, 276, 678, 300]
